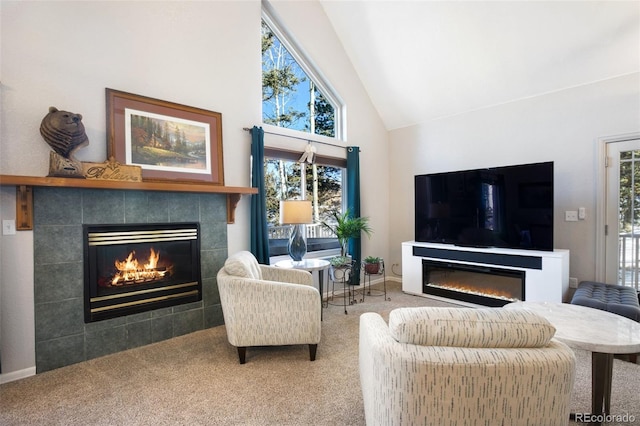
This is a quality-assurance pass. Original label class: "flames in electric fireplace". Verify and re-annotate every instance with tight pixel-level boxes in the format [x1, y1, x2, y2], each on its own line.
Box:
[84, 223, 202, 322]
[422, 259, 525, 307]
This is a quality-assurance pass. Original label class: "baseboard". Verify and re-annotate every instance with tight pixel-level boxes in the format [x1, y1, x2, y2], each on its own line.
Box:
[359, 275, 403, 287]
[324, 275, 392, 298]
[0, 366, 36, 384]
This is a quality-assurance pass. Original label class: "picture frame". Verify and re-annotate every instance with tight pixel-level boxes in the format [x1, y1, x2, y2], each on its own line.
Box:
[106, 88, 224, 184]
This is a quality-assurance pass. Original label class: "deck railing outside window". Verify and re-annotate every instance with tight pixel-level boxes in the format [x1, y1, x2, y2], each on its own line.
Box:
[619, 232, 640, 290]
[268, 223, 336, 240]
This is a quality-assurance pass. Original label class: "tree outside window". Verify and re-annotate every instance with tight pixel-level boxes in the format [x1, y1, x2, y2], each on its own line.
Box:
[261, 20, 336, 137]
[619, 150, 640, 234]
[264, 155, 343, 255]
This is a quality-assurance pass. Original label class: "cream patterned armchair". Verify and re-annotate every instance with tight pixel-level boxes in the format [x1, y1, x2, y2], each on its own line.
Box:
[217, 251, 321, 364]
[359, 307, 576, 426]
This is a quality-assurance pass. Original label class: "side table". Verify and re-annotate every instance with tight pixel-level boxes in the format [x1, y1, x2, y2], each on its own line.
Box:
[505, 301, 640, 423]
[274, 259, 330, 320]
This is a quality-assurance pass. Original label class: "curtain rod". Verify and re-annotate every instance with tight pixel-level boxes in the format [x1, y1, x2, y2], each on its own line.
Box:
[243, 127, 357, 150]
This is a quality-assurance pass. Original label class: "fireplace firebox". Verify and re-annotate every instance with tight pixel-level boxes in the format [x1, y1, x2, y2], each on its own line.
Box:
[422, 259, 524, 307]
[83, 223, 202, 322]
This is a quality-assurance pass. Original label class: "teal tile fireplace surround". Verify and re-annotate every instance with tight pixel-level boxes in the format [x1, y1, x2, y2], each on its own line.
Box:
[33, 187, 228, 373]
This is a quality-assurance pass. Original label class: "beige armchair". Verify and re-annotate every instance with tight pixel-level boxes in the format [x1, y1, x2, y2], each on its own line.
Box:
[359, 307, 576, 426]
[217, 251, 321, 364]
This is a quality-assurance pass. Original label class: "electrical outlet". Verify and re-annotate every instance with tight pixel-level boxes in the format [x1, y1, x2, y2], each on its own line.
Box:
[2, 219, 16, 235]
[565, 211, 578, 222]
[569, 277, 578, 288]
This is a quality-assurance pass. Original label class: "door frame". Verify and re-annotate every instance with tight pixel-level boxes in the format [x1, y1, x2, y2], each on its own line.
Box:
[595, 131, 640, 282]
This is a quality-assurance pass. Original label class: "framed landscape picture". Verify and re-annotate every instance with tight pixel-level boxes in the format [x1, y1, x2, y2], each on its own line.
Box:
[106, 88, 224, 184]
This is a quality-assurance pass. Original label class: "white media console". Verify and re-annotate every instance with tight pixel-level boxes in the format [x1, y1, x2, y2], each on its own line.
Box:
[402, 241, 570, 303]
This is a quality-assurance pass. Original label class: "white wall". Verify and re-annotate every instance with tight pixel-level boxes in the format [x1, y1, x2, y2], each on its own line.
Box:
[0, 0, 388, 379]
[0, 188, 36, 381]
[388, 73, 640, 283]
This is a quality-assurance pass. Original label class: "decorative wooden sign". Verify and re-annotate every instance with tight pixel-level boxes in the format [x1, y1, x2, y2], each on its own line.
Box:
[82, 157, 142, 182]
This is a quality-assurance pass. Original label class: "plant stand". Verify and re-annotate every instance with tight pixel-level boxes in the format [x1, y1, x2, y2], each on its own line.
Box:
[328, 262, 356, 314]
[360, 259, 389, 303]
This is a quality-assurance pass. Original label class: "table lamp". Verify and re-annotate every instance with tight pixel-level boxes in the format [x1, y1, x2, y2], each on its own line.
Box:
[280, 200, 312, 262]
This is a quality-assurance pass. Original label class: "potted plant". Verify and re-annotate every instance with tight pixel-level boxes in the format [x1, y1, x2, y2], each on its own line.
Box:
[329, 255, 351, 268]
[363, 256, 381, 274]
[321, 209, 373, 267]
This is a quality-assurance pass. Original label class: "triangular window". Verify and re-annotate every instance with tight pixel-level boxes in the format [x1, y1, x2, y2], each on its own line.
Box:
[261, 5, 343, 139]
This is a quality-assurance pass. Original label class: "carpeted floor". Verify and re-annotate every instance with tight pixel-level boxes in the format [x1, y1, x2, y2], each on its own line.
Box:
[1, 281, 638, 425]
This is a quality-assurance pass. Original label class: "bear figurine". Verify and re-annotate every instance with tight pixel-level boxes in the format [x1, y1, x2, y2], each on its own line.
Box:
[40, 106, 89, 178]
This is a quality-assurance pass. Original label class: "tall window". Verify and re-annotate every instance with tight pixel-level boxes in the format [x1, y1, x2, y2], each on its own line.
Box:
[261, 15, 339, 137]
[261, 4, 346, 257]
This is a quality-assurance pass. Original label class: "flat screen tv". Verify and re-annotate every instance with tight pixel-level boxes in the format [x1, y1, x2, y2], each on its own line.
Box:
[415, 161, 554, 251]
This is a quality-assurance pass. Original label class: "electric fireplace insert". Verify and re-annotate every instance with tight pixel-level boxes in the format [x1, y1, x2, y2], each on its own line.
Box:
[422, 259, 525, 307]
[83, 222, 202, 322]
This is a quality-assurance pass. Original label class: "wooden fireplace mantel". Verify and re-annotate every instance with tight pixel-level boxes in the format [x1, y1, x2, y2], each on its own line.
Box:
[0, 174, 258, 228]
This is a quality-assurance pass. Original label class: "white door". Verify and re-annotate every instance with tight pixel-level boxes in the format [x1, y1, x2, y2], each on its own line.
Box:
[604, 138, 640, 289]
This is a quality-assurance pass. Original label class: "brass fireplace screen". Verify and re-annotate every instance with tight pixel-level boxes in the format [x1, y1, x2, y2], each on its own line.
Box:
[83, 223, 202, 322]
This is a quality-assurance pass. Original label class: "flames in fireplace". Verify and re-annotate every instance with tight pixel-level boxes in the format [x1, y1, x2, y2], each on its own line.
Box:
[108, 248, 173, 286]
[422, 260, 525, 307]
[426, 280, 519, 302]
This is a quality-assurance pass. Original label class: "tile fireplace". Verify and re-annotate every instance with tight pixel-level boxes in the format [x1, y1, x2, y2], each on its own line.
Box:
[84, 223, 202, 322]
[33, 187, 228, 373]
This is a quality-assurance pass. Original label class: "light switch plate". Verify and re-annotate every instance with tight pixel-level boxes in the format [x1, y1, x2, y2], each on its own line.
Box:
[578, 207, 586, 220]
[2, 219, 16, 235]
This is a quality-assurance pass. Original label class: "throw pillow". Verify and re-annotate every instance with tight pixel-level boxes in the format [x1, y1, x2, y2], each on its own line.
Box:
[389, 307, 556, 348]
[224, 251, 263, 280]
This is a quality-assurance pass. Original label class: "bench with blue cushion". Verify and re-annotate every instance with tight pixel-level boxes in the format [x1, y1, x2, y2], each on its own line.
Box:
[571, 281, 640, 322]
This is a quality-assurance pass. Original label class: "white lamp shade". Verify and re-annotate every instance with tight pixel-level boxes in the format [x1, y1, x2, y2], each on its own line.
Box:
[280, 200, 312, 224]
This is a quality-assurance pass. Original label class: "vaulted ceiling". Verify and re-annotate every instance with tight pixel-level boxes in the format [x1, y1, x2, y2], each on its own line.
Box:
[320, 1, 640, 131]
